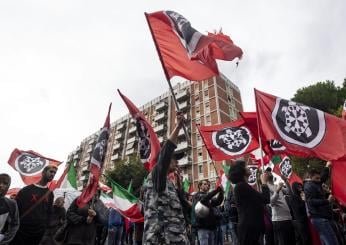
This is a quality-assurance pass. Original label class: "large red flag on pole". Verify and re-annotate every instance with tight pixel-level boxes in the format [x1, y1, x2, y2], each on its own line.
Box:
[118, 90, 160, 171]
[76, 103, 112, 208]
[255, 89, 346, 161]
[145, 10, 243, 82]
[331, 160, 346, 206]
[8, 149, 62, 185]
[198, 119, 259, 161]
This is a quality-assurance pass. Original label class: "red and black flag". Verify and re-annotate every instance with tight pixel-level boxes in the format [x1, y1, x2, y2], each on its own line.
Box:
[271, 155, 302, 186]
[8, 149, 61, 185]
[118, 90, 160, 171]
[198, 119, 259, 161]
[331, 160, 346, 206]
[145, 10, 243, 81]
[239, 112, 286, 156]
[255, 89, 346, 161]
[76, 103, 112, 208]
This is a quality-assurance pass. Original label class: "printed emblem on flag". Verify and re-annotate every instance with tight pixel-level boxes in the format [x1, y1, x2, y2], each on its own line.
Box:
[136, 118, 151, 162]
[269, 139, 286, 151]
[248, 165, 258, 186]
[279, 156, 292, 178]
[271, 98, 326, 148]
[92, 128, 109, 168]
[164, 10, 202, 57]
[212, 126, 251, 156]
[15, 153, 49, 176]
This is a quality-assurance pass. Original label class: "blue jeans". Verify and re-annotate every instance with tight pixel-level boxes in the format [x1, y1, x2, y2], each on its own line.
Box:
[198, 229, 216, 245]
[311, 218, 339, 245]
[107, 226, 123, 245]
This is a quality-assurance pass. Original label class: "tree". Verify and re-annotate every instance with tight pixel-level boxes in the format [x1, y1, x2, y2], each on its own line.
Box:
[105, 155, 147, 197]
[290, 79, 346, 178]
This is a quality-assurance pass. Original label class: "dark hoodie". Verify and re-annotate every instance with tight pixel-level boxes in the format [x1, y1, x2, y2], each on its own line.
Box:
[287, 182, 308, 222]
[303, 167, 332, 220]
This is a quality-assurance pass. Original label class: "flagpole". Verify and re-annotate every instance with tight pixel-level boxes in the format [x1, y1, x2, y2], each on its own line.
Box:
[196, 125, 218, 178]
[254, 88, 265, 172]
[144, 13, 190, 144]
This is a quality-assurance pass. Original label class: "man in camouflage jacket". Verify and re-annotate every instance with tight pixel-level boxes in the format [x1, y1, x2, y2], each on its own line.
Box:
[142, 112, 189, 244]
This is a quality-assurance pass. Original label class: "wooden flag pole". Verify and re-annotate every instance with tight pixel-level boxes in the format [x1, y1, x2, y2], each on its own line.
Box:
[144, 12, 190, 144]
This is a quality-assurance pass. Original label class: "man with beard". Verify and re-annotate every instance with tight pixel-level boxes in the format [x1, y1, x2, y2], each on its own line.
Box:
[10, 165, 57, 245]
[0, 174, 19, 244]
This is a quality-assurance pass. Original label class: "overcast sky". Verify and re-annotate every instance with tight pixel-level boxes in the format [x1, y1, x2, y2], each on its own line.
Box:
[1, 0, 346, 188]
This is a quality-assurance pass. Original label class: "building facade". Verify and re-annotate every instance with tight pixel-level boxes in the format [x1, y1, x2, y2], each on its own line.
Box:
[67, 74, 243, 190]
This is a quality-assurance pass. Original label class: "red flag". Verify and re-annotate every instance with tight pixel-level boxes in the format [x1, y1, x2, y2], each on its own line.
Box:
[255, 89, 346, 161]
[198, 119, 259, 161]
[240, 112, 286, 156]
[7, 149, 62, 185]
[331, 160, 346, 206]
[272, 155, 302, 186]
[145, 11, 242, 81]
[76, 103, 112, 208]
[118, 90, 160, 171]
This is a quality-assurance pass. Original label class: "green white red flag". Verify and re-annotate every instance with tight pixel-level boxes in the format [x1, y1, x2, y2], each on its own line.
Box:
[110, 182, 143, 223]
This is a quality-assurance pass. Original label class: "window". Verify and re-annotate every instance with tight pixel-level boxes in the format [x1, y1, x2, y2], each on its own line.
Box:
[198, 164, 204, 179]
[198, 148, 203, 162]
[196, 106, 200, 118]
[196, 118, 201, 125]
[204, 89, 209, 98]
[206, 115, 211, 125]
[196, 133, 202, 146]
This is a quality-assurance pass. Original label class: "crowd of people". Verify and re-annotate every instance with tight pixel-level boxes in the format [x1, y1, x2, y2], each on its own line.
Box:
[1, 113, 346, 245]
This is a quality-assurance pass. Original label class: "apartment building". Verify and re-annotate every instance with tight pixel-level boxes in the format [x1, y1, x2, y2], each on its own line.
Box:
[67, 74, 243, 190]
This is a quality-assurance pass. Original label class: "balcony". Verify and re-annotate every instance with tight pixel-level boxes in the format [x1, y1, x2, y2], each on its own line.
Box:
[155, 101, 167, 111]
[113, 143, 121, 150]
[176, 90, 188, 101]
[81, 165, 89, 172]
[116, 123, 125, 130]
[125, 148, 135, 156]
[154, 124, 165, 133]
[178, 157, 191, 166]
[128, 126, 137, 134]
[176, 141, 189, 152]
[126, 142, 135, 150]
[114, 132, 123, 140]
[73, 154, 80, 160]
[87, 146, 93, 153]
[84, 155, 91, 162]
[88, 138, 96, 145]
[127, 136, 136, 144]
[178, 101, 188, 111]
[154, 112, 166, 122]
[111, 154, 119, 161]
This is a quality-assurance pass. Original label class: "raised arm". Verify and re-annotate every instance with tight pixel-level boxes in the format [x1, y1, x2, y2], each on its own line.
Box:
[152, 112, 185, 192]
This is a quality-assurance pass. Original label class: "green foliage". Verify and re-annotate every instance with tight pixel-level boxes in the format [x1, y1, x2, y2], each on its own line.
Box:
[290, 156, 325, 179]
[105, 155, 147, 197]
[290, 79, 346, 178]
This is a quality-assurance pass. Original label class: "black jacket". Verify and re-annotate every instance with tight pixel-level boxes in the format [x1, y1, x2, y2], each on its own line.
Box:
[194, 188, 224, 230]
[304, 167, 332, 220]
[0, 197, 19, 245]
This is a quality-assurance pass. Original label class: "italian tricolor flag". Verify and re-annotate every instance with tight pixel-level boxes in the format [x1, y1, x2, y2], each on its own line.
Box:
[216, 164, 231, 195]
[61, 162, 78, 189]
[108, 182, 143, 223]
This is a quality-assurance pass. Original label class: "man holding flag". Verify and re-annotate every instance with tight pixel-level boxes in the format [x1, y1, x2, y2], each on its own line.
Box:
[10, 165, 57, 245]
[142, 112, 189, 244]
